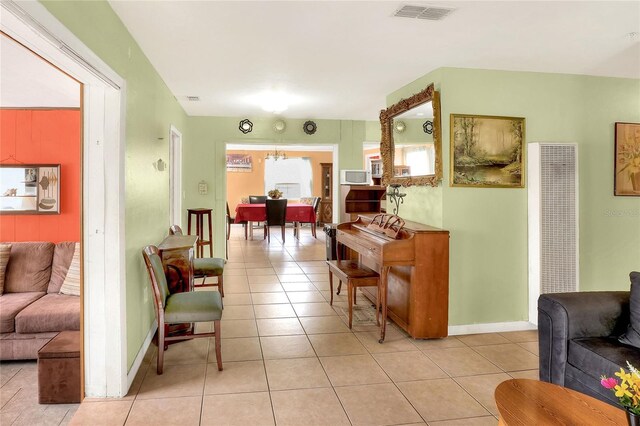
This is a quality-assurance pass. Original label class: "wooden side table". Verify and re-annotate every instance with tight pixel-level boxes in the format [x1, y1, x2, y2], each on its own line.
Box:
[495, 379, 626, 425]
[157, 234, 198, 339]
[158, 234, 197, 294]
[38, 331, 81, 404]
[187, 208, 213, 257]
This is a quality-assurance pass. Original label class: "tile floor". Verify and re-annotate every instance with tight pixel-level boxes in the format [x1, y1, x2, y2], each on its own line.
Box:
[0, 225, 539, 425]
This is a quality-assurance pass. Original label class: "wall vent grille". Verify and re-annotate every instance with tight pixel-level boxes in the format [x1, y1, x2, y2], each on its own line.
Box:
[393, 5, 455, 20]
[539, 144, 578, 294]
[528, 143, 579, 324]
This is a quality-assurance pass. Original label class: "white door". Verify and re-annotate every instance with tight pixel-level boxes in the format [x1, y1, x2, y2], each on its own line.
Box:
[169, 125, 182, 227]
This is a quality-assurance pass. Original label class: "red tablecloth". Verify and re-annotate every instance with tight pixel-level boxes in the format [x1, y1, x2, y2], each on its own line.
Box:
[235, 203, 316, 223]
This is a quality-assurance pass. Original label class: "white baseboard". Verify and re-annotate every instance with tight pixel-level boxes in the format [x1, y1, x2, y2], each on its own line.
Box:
[126, 323, 157, 390]
[448, 321, 537, 336]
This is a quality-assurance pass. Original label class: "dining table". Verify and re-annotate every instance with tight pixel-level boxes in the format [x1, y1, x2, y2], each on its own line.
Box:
[234, 202, 316, 239]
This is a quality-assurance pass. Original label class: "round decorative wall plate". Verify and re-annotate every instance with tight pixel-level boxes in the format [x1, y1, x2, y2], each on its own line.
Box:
[303, 120, 317, 135]
[273, 119, 286, 133]
[423, 120, 434, 134]
[239, 119, 253, 134]
[394, 120, 406, 133]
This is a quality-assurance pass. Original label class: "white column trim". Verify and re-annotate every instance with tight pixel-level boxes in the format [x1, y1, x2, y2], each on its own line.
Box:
[1, 0, 128, 398]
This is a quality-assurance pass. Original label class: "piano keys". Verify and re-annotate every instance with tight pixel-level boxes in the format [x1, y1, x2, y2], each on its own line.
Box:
[337, 214, 449, 339]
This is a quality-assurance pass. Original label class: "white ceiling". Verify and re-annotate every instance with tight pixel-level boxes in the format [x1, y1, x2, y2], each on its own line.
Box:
[0, 34, 81, 108]
[110, 1, 640, 120]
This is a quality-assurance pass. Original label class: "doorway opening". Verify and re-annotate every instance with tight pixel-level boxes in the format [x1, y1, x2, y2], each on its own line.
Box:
[169, 125, 183, 228]
[225, 144, 337, 241]
[1, 1, 127, 399]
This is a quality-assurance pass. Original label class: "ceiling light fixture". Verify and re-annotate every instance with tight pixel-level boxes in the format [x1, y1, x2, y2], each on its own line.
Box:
[247, 90, 300, 114]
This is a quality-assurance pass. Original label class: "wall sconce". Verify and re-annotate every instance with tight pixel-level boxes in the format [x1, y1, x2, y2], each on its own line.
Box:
[154, 158, 166, 172]
[387, 184, 406, 216]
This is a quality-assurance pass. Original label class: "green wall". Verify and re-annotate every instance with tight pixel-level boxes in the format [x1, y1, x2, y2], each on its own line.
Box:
[387, 67, 640, 325]
[183, 117, 367, 256]
[41, 1, 188, 369]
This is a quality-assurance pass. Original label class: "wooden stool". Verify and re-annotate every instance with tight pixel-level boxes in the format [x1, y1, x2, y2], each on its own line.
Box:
[187, 208, 213, 258]
[327, 260, 380, 330]
[37, 331, 81, 403]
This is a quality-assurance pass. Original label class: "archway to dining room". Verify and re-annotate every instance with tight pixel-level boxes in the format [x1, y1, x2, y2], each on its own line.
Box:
[225, 143, 338, 247]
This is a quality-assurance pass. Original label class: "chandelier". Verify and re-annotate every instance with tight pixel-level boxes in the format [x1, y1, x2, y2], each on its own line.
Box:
[265, 147, 287, 161]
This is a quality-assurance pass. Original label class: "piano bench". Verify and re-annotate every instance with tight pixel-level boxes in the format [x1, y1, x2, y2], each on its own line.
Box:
[326, 260, 380, 329]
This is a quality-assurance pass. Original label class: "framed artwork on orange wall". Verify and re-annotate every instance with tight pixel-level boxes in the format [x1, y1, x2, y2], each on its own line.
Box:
[226, 154, 252, 172]
[0, 164, 60, 214]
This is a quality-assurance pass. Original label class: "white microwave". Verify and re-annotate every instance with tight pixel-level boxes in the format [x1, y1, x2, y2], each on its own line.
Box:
[340, 170, 371, 185]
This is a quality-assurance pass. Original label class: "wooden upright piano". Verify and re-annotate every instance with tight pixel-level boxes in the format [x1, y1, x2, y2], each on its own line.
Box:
[337, 214, 449, 339]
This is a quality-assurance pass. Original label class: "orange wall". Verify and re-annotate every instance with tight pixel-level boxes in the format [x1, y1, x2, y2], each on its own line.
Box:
[226, 150, 332, 212]
[0, 109, 81, 242]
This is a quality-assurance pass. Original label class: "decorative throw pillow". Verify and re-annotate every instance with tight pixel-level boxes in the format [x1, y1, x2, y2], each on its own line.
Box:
[619, 271, 640, 349]
[0, 243, 11, 295]
[59, 243, 81, 296]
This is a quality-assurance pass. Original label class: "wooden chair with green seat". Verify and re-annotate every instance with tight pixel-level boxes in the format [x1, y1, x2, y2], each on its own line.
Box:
[169, 225, 225, 297]
[142, 245, 223, 374]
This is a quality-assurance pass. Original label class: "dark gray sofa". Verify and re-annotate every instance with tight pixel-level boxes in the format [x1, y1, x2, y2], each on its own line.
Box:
[538, 291, 640, 405]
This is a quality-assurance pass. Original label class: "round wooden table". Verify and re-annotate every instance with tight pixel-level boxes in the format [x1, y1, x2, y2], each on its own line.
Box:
[495, 379, 627, 425]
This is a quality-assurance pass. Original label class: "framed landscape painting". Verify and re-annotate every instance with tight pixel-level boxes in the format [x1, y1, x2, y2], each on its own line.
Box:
[450, 114, 525, 188]
[614, 122, 640, 196]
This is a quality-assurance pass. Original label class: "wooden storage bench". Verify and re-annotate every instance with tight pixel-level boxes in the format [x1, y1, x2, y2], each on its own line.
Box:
[37, 331, 81, 404]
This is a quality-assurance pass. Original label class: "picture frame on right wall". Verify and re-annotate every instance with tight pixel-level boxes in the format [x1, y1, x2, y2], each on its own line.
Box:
[614, 122, 640, 196]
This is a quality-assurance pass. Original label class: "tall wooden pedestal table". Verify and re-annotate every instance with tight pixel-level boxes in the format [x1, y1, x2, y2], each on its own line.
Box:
[187, 208, 213, 257]
[158, 234, 198, 340]
[495, 379, 626, 425]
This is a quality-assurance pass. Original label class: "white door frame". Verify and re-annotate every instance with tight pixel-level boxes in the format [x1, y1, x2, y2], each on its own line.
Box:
[169, 125, 183, 228]
[1, 1, 128, 397]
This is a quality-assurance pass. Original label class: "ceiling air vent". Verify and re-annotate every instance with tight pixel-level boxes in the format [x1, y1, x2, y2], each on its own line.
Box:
[393, 5, 455, 20]
[186, 96, 200, 102]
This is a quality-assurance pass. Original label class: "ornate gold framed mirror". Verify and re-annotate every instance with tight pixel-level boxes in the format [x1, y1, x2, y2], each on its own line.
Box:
[380, 84, 442, 187]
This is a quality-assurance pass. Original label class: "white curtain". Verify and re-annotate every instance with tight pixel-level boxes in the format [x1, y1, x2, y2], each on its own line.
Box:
[404, 144, 435, 175]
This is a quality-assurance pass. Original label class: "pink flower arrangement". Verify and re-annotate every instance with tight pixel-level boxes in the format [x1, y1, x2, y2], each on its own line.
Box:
[601, 377, 618, 389]
[601, 362, 640, 416]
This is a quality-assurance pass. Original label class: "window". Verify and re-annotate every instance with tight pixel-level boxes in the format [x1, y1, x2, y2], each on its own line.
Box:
[264, 157, 313, 199]
[404, 144, 435, 175]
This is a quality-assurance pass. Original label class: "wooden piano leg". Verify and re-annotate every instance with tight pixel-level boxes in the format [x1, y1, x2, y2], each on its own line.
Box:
[329, 272, 334, 305]
[347, 280, 353, 329]
[375, 281, 380, 326]
[379, 266, 390, 343]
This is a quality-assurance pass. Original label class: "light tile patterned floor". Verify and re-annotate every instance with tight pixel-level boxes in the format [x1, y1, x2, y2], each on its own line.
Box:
[0, 226, 539, 425]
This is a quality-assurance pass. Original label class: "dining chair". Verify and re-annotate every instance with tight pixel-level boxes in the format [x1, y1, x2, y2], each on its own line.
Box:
[249, 195, 267, 204]
[142, 245, 223, 374]
[264, 199, 287, 243]
[227, 202, 247, 244]
[294, 196, 321, 238]
[311, 196, 321, 237]
[169, 225, 225, 297]
[248, 196, 268, 238]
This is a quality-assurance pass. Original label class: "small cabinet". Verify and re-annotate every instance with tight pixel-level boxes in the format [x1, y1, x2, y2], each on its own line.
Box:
[339, 185, 386, 223]
[319, 163, 333, 224]
[371, 160, 383, 186]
